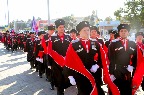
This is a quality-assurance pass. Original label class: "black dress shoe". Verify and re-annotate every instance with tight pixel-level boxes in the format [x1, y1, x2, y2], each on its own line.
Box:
[46, 78, 50, 82]
[39, 76, 42, 78]
[50, 86, 54, 90]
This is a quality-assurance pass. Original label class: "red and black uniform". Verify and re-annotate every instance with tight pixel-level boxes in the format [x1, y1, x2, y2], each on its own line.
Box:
[42, 33, 53, 80]
[132, 42, 144, 94]
[0, 32, 2, 42]
[26, 37, 36, 69]
[64, 38, 105, 95]
[1, 33, 5, 43]
[96, 37, 104, 47]
[11, 33, 18, 52]
[108, 38, 137, 95]
[35, 38, 45, 77]
[3, 33, 7, 47]
[19, 33, 25, 50]
[6, 34, 11, 50]
[23, 34, 30, 52]
[137, 42, 144, 90]
[48, 33, 72, 94]
[105, 29, 118, 48]
[105, 39, 113, 48]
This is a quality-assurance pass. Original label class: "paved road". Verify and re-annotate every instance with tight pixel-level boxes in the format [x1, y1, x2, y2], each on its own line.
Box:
[0, 43, 143, 95]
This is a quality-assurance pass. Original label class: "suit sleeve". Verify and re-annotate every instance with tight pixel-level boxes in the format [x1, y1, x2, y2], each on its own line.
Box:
[98, 39, 104, 48]
[35, 41, 39, 57]
[108, 42, 115, 74]
[94, 43, 102, 68]
[131, 43, 137, 69]
[25, 39, 29, 52]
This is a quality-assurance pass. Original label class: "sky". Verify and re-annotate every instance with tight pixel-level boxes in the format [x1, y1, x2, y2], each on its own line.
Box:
[0, 0, 126, 26]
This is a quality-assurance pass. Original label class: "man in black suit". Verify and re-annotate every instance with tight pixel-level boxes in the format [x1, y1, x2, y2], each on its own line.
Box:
[108, 24, 137, 95]
[48, 19, 72, 95]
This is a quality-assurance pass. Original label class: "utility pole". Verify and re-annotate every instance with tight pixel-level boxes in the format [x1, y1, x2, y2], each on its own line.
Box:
[7, 0, 9, 27]
[47, 0, 50, 25]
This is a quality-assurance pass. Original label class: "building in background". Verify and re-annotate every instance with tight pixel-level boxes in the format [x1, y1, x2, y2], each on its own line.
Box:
[98, 20, 120, 36]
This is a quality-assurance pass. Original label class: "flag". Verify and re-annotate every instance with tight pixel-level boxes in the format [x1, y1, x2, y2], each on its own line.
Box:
[31, 16, 38, 32]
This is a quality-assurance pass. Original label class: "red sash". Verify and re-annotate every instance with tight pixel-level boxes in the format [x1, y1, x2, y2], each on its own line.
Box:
[100, 46, 120, 95]
[65, 43, 98, 95]
[132, 45, 144, 95]
[48, 40, 65, 67]
[41, 37, 48, 54]
[38, 51, 44, 58]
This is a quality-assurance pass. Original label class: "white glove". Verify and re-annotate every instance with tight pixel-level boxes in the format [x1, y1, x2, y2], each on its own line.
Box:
[48, 66, 51, 69]
[36, 58, 40, 61]
[127, 65, 134, 72]
[110, 75, 116, 82]
[90, 64, 99, 73]
[39, 58, 43, 63]
[68, 76, 76, 85]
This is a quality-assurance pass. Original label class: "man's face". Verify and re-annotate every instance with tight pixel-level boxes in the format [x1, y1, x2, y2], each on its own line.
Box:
[30, 34, 35, 38]
[21, 34, 24, 36]
[27, 33, 29, 35]
[90, 30, 97, 38]
[57, 25, 65, 34]
[136, 35, 143, 42]
[110, 33, 115, 39]
[70, 32, 76, 39]
[79, 27, 90, 39]
[48, 30, 55, 35]
[119, 29, 129, 39]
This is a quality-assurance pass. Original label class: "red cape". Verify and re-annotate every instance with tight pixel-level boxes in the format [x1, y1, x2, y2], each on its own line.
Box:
[102, 44, 110, 84]
[38, 51, 44, 58]
[100, 46, 120, 95]
[132, 45, 144, 95]
[48, 40, 65, 67]
[65, 43, 98, 95]
[65, 43, 120, 95]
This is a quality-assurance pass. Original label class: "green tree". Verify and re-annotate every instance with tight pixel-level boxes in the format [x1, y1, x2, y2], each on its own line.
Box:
[114, 8, 123, 20]
[90, 10, 96, 25]
[16, 21, 27, 30]
[83, 10, 100, 26]
[27, 19, 32, 23]
[62, 14, 77, 30]
[104, 16, 113, 24]
[114, 0, 144, 31]
[105, 16, 113, 21]
[44, 25, 48, 31]
[83, 16, 91, 21]
[9, 20, 14, 29]
[37, 17, 42, 21]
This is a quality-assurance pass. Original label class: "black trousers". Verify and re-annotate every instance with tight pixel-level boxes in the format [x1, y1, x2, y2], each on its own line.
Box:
[43, 54, 51, 79]
[35, 60, 39, 71]
[77, 77, 105, 95]
[109, 79, 132, 95]
[20, 43, 24, 49]
[30, 61, 34, 68]
[11, 44, 17, 52]
[38, 62, 45, 76]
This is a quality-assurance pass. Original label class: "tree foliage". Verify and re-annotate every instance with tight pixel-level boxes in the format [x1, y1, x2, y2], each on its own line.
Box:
[83, 10, 99, 26]
[114, 0, 144, 31]
[62, 14, 77, 30]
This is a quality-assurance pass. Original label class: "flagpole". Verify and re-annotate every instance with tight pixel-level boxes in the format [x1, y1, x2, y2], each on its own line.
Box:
[7, 0, 9, 27]
[47, 0, 50, 25]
